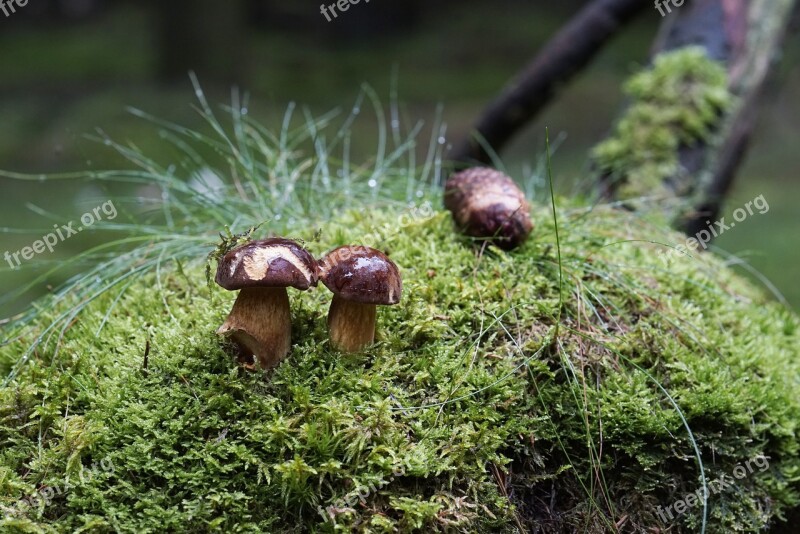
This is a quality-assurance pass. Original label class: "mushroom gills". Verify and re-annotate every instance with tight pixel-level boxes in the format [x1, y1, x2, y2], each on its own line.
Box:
[327, 294, 377, 353]
[216, 287, 291, 369]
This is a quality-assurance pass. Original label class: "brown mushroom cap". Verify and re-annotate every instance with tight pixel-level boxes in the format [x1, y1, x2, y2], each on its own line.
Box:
[444, 167, 533, 250]
[215, 238, 318, 291]
[318, 246, 402, 305]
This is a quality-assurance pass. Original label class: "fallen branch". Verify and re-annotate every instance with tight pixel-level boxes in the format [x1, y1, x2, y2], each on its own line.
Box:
[602, 0, 795, 237]
[670, 0, 796, 234]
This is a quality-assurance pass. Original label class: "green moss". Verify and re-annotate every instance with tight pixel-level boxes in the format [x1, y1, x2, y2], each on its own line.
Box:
[592, 47, 733, 200]
[0, 201, 798, 533]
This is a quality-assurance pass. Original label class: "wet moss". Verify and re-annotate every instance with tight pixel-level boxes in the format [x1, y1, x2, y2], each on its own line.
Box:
[592, 46, 733, 200]
[0, 202, 797, 533]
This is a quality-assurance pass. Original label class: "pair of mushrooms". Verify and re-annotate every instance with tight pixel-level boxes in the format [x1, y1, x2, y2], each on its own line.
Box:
[215, 239, 401, 370]
[214, 167, 526, 369]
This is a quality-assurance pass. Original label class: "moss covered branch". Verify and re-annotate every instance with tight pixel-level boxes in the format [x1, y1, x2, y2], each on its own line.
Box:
[595, 0, 796, 236]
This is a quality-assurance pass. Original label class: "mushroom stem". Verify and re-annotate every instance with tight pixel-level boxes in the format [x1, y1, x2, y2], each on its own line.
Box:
[216, 287, 291, 369]
[327, 295, 377, 353]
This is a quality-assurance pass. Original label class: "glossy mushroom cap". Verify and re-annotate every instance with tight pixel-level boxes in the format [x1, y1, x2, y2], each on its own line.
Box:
[215, 238, 318, 291]
[444, 167, 533, 250]
[318, 246, 402, 305]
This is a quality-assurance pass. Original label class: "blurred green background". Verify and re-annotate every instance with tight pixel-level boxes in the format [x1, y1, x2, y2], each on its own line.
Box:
[0, 0, 798, 316]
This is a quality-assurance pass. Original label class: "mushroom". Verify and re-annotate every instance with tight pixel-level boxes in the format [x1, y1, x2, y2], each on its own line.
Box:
[444, 167, 533, 250]
[317, 246, 402, 353]
[215, 238, 318, 369]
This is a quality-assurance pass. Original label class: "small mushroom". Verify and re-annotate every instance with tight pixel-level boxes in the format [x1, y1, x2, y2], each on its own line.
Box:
[444, 167, 533, 250]
[317, 246, 402, 353]
[215, 238, 318, 369]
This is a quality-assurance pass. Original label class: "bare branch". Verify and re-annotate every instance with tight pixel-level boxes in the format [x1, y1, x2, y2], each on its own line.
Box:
[450, 0, 648, 165]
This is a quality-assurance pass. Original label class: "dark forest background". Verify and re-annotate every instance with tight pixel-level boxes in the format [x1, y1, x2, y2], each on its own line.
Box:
[0, 0, 798, 312]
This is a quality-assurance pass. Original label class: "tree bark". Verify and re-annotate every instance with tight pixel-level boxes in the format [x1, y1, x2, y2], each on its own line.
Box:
[449, 0, 648, 166]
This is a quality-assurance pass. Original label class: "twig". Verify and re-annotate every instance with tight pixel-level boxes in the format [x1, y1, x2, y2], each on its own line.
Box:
[450, 0, 648, 165]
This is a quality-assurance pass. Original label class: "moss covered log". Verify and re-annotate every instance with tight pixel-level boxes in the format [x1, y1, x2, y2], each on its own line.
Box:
[1, 201, 798, 532]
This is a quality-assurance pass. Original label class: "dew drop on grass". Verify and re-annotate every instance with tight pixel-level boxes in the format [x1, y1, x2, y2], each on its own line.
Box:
[438, 136, 446, 145]
[368, 179, 377, 188]
[416, 190, 424, 198]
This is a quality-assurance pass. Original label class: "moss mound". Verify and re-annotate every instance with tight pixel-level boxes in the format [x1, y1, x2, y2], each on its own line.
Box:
[1, 203, 798, 533]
